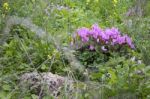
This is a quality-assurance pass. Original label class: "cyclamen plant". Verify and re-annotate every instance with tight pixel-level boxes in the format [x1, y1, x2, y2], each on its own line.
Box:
[71, 25, 148, 99]
[72, 24, 135, 52]
[71, 24, 135, 66]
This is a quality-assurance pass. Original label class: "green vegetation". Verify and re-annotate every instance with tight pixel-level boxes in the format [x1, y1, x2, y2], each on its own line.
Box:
[0, 0, 150, 98]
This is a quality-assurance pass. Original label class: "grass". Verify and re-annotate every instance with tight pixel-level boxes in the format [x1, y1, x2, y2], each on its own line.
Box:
[0, 0, 150, 98]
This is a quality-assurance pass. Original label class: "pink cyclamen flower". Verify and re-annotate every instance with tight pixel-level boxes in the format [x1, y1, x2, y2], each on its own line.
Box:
[74, 24, 135, 50]
[116, 36, 126, 44]
[105, 27, 120, 39]
[125, 35, 135, 49]
[90, 24, 103, 39]
[89, 45, 95, 50]
[77, 27, 90, 42]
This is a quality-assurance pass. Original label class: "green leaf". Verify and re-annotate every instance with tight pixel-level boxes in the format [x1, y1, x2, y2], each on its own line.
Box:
[31, 94, 38, 99]
[0, 91, 7, 98]
[2, 84, 11, 91]
[90, 72, 102, 80]
[108, 69, 117, 84]
[41, 64, 47, 70]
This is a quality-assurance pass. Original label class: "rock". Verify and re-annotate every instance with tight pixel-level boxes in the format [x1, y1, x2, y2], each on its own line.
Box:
[19, 72, 72, 98]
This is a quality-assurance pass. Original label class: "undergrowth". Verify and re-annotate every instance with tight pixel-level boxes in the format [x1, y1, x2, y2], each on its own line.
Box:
[0, 0, 150, 98]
